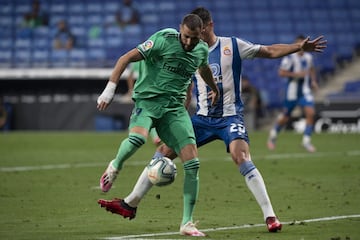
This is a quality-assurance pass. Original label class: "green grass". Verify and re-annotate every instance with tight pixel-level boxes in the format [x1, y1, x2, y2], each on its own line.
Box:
[0, 131, 359, 240]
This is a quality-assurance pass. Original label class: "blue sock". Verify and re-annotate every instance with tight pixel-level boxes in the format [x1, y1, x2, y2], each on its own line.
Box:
[239, 161, 256, 176]
[275, 123, 282, 133]
[304, 125, 313, 136]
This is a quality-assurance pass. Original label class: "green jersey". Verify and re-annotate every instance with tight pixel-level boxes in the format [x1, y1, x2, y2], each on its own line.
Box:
[134, 28, 209, 103]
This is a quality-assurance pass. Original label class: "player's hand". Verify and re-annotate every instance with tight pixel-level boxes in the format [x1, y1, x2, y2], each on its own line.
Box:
[311, 80, 319, 92]
[96, 81, 117, 111]
[208, 89, 219, 106]
[301, 36, 327, 53]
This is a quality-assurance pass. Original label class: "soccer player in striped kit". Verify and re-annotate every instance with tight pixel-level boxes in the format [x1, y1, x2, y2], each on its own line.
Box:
[267, 35, 319, 153]
[102, 7, 326, 236]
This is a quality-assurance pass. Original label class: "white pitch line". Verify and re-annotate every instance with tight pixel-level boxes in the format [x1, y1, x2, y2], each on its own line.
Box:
[0, 161, 148, 172]
[1, 150, 360, 172]
[100, 214, 360, 240]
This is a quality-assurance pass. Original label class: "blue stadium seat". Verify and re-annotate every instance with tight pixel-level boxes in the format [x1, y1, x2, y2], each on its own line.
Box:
[69, 48, 87, 68]
[87, 49, 106, 67]
[86, 2, 103, 13]
[33, 26, 50, 38]
[33, 37, 51, 50]
[0, 48, 12, 68]
[32, 49, 50, 68]
[68, 2, 86, 14]
[0, 1, 13, 15]
[68, 15, 86, 26]
[14, 4, 31, 15]
[49, 14, 67, 27]
[88, 38, 105, 48]
[103, 1, 119, 14]
[0, 37, 12, 49]
[0, 15, 13, 28]
[344, 80, 360, 93]
[14, 48, 32, 68]
[49, 2, 67, 14]
[50, 49, 69, 68]
[86, 15, 104, 26]
[15, 38, 32, 48]
[105, 35, 124, 49]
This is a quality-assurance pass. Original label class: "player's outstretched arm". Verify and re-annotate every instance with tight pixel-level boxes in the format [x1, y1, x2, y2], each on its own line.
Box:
[256, 35, 327, 59]
[97, 49, 143, 111]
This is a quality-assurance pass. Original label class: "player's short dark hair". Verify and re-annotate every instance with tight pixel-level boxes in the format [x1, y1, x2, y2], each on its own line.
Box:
[191, 7, 212, 25]
[181, 14, 203, 30]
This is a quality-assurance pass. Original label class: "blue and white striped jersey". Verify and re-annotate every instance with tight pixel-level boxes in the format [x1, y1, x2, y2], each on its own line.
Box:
[280, 52, 314, 102]
[193, 36, 260, 117]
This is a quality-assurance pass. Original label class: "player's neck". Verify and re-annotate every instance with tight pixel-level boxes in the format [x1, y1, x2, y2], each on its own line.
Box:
[208, 33, 217, 47]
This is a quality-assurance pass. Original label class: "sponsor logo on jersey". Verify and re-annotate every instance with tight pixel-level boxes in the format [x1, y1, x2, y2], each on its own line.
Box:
[163, 62, 192, 78]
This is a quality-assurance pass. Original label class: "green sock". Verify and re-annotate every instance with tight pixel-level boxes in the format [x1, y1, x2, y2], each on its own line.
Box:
[182, 158, 200, 225]
[112, 133, 146, 170]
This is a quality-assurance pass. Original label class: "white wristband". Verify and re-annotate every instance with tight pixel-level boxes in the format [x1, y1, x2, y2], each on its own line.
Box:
[97, 81, 117, 104]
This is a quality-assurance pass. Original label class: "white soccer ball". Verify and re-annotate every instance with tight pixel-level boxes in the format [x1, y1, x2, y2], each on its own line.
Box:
[147, 157, 177, 187]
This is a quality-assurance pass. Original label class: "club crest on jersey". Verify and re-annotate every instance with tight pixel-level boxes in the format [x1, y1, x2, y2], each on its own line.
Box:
[140, 40, 153, 51]
[210, 63, 220, 76]
[223, 46, 231, 55]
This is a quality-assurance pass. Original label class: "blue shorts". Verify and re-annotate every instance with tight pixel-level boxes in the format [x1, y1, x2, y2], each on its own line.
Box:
[191, 114, 249, 152]
[283, 96, 314, 116]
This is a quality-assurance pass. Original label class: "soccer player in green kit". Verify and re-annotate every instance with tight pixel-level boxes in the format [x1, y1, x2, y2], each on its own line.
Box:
[96, 14, 219, 236]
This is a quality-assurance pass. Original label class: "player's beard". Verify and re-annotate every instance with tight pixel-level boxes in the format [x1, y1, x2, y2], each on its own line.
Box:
[181, 42, 196, 52]
[179, 35, 197, 52]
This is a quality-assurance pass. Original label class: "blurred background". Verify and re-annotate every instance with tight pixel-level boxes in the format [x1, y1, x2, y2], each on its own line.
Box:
[0, 0, 359, 132]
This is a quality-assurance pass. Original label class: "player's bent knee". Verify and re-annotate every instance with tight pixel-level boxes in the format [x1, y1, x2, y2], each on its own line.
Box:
[128, 132, 146, 148]
[158, 144, 177, 160]
[179, 144, 198, 162]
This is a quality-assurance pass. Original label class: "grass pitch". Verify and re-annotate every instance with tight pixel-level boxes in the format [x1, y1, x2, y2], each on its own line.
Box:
[0, 131, 359, 240]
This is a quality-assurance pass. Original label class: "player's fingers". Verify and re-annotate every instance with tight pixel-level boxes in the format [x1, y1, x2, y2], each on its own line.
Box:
[97, 102, 108, 111]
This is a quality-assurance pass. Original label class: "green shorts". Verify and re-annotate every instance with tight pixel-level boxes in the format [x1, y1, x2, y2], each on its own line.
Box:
[129, 97, 195, 155]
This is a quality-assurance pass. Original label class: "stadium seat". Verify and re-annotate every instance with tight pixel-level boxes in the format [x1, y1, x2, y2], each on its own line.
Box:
[14, 48, 32, 68]
[50, 49, 69, 68]
[67, 2, 86, 14]
[69, 48, 87, 68]
[344, 80, 360, 93]
[0, 15, 12, 28]
[49, 2, 67, 14]
[88, 38, 105, 48]
[86, 2, 103, 14]
[32, 37, 51, 50]
[87, 49, 106, 67]
[32, 49, 50, 68]
[15, 38, 32, 48]
[0, 49, 12, 68]
[68, 15, 86, 26]
[33, 26, 50, 38]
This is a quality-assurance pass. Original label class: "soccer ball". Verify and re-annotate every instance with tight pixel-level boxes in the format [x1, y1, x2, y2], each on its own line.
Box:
[147, 157, 177, 187]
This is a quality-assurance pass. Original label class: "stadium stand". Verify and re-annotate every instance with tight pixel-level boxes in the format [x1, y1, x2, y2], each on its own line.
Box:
[1, 0, 360, 109]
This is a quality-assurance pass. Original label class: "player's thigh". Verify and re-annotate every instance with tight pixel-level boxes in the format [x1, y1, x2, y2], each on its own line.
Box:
[283, 100, 297, 116]
[299, 97, 315, 118]
[128, 104, 154, 135]
[156, 108, 196, 156]
[191, 115, 219, 147]
[224, 115, 250, 148]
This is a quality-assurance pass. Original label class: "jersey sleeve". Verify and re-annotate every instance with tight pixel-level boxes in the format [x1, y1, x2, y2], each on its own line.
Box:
[136, 30, 165, 60]
[236, 38, 261, 59]
[279, 55, 292, 71]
